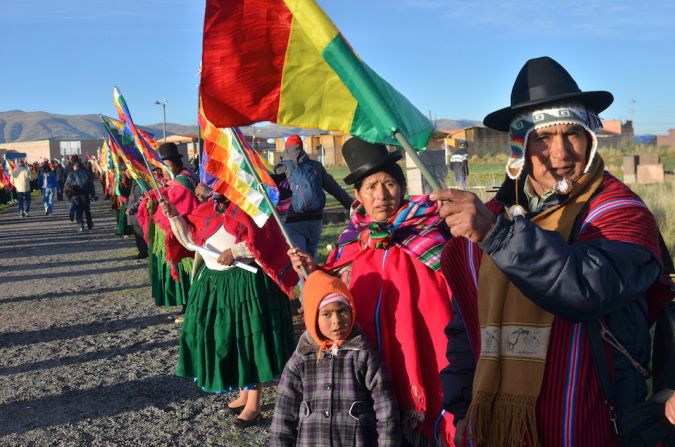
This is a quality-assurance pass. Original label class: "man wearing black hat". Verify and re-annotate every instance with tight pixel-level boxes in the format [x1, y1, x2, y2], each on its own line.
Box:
[432, 57, 673, 445]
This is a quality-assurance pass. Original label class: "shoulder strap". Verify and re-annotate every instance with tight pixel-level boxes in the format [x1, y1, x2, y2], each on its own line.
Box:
[584, 320, 620, 436]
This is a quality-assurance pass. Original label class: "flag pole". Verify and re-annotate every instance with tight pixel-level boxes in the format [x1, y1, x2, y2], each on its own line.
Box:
[100, 115, 165, 200]
[393, 130, 443, 192]
[234, 131, 309, 280]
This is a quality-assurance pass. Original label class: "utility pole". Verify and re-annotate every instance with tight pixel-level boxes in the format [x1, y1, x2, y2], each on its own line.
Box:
[155, 99, 167, 142]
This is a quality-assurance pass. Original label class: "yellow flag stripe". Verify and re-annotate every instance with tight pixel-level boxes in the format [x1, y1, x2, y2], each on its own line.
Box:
[277, 0, 357, 132]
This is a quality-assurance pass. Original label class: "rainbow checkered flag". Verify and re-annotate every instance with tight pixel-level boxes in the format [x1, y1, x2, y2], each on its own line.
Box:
[113, 86, 171, 178]
[199, 104, 279, 227]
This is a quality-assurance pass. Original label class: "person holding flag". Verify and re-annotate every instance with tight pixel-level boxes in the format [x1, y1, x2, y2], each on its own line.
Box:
[125, 167, 150, 260]
[199, 0, 460, 442]
[0, 159, 16, 205]
[136, 143, 199, 314]
[160, 181, 297, 427]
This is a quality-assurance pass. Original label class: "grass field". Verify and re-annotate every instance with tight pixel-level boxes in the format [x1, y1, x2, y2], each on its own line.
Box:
[321, 147, 675, 262]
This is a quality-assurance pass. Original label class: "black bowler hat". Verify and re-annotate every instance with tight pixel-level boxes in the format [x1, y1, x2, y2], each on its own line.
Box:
[158, 142, 183, 161]
[342, 137, 402, 185]
[483, 56, 614, 131]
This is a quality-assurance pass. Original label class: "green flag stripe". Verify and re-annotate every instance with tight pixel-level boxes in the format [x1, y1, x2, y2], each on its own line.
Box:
[322, 33, 433, 149]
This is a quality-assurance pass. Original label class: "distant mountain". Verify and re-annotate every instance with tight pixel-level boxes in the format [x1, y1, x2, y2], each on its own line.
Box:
[0, 110, 195, 143]
[0, 110, 482, 143]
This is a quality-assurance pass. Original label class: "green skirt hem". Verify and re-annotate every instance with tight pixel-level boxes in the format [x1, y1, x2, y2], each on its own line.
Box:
[176, 266, 295, 392]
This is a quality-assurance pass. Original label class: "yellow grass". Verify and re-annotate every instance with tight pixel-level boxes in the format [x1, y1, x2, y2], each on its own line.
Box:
[630, 183, 675, 262]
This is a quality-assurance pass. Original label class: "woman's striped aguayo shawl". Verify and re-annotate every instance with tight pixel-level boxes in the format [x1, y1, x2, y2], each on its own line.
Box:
[440, 172, 672, 447]
[336, 194, 449, 271]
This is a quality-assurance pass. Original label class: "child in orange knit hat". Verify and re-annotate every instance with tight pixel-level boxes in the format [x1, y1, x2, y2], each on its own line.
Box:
[270, 270, 400, 446]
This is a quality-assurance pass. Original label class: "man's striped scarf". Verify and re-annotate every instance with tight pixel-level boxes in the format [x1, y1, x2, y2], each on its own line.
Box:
[337, 195, 450, 271]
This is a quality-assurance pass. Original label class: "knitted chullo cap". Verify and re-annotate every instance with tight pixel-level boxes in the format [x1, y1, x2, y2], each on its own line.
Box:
[507, 102, 603, 180]
[302, 270, 356, 348]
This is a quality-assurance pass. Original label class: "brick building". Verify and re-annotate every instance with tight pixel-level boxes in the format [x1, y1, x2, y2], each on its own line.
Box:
[596, 120, 634, 147]
[656, 129, 675, 148]
[442, 126, 510, 157]
[0, 138, 104, 162]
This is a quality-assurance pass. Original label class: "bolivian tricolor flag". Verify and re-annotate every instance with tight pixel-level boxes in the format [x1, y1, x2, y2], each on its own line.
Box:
[201, 0, 433, 149]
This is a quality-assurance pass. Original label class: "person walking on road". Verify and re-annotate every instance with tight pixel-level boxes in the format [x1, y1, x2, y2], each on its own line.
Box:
[37, 163, 57, 215]
[54, 160, 65, 201]
[11, 159, 34, 218]
[65, 160, 95, 231]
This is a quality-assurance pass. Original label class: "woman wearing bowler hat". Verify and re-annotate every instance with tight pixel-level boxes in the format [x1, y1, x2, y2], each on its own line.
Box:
[288, 137, 455, 446]
[136, 142, 200, 312]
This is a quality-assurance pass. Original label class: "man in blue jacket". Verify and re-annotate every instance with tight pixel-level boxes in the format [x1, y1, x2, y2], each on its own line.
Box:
[37, 162, 58, 215]
[431, 57, 673, 446]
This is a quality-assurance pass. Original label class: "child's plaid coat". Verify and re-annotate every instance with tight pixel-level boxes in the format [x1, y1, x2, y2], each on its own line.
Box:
[270, 326, 400, 446]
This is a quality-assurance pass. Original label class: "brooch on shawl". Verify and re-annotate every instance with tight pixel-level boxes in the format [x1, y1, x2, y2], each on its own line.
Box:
[358, 222, 394, 250]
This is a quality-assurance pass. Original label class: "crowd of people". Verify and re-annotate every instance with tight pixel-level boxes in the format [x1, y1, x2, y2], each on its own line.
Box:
[1, 156, 97, 231]
[3, 57, 674, 446]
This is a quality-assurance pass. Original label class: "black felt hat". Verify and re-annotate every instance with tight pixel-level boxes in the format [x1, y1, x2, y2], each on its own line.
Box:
[158, 142, 183, 161]
[342, 137, 402, 185]
[483, 56, 614, 131]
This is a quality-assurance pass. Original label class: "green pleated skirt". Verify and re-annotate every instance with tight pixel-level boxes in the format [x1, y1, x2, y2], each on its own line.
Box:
[176, 265, 295, 392]
[149, 224, 192, 307]
[116, 202, 134, 235]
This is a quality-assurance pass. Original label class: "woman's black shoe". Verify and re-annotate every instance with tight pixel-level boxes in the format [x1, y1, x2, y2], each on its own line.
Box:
[234, 413, 262, 428]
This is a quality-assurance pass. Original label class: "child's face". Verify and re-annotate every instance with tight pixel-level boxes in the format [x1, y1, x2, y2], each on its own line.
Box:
[317, 301, 352, 342]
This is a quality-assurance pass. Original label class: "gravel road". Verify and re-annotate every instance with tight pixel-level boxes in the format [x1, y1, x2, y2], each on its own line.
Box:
[0, 192, 296, 446]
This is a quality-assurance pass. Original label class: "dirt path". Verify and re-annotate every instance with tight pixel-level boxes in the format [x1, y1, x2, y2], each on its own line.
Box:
[0, 192, 284, 446]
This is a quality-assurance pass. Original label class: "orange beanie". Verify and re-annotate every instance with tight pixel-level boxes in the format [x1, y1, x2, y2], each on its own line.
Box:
[303, 270, 356, 348]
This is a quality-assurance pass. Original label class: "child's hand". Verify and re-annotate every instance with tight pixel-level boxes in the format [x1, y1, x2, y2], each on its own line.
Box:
[287, 247, 318, 276]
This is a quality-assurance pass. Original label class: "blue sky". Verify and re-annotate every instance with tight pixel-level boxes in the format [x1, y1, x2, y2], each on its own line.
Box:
[2, 0, 674, 135]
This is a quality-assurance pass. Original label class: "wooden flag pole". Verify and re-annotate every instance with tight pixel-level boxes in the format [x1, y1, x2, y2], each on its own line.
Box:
[234, 131, 310, 281]
[393, 130, 443, 192]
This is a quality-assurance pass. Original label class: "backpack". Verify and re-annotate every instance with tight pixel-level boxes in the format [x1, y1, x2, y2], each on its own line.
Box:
[282, 160, 325, 214]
